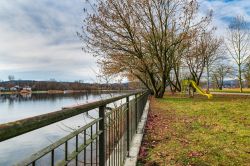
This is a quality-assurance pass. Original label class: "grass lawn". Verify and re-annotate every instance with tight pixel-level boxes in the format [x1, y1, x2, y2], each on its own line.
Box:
[138, 94, 250, 166]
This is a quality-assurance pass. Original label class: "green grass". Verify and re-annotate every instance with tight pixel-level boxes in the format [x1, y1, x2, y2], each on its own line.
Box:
[138, 94, 250, 166]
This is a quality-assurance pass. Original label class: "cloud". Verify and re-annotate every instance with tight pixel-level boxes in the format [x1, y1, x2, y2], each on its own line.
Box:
[0, 0, 250, 82]
[0, 0, 98, 82]
[199, 0, 250, 29]
[195, 0, 250, 77]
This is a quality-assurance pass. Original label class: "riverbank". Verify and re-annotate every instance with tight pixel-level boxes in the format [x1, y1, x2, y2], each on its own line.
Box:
[138, 94, 250, 165]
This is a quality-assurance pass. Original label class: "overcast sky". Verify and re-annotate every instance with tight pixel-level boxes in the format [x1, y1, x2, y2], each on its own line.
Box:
[0, 0, 250, 82]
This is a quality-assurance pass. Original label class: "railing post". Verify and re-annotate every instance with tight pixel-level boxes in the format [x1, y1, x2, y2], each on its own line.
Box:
[99, 105, 106, 166]
[75, 134, 78, 166]
[126, 96, 130, 157]
[135, 94, 138, 133]
[138, 93, 141, 120]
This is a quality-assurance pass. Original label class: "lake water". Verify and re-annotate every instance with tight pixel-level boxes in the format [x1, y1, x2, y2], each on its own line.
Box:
[0, 91, 126, 166]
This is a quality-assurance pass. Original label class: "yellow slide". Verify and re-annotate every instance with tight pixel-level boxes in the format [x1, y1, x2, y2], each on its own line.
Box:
[182, 80, 213, 99]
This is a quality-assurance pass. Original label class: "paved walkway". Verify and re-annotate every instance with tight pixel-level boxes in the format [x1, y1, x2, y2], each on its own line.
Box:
[124, 101, 150, 166]
[211, 92, 250, 96]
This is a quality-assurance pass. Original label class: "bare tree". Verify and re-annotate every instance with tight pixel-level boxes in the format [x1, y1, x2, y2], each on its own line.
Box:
[184, 29, 221, 87]
[167, 43, 188, 92]
[79, 0, 211, 98]
[203, 31, 223, 91]
[225, 16, 250, 92]
[8, 75, 15, 81]
[244, 61, 250, 88]
[212, 63, 232, 90]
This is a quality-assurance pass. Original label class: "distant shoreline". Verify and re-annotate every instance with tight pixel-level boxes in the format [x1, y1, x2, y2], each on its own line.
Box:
[0, 90, 47, 95]
[0, 89, 136, 95]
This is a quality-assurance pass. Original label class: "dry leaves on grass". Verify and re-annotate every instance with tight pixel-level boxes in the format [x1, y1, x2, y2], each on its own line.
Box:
[138, 99, 171, 165]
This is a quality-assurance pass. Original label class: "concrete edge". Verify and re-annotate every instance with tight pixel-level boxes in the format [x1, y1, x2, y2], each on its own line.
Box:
[124, 100, 150, 166]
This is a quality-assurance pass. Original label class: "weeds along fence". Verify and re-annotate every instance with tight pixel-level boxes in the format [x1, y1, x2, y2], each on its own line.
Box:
[0, 91, 149, 166]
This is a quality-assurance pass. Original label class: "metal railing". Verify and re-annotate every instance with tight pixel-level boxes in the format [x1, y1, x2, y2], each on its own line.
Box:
[0, 91, 149, 166]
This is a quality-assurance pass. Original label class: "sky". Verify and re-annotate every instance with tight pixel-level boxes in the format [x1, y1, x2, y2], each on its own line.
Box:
[0, 0, 250, 82]
[0, 0, 97, 82]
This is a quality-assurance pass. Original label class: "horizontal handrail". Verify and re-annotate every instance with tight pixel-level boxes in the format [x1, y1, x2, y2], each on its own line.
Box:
[15, 118, 102, 166]
[0, 90, 145, 142]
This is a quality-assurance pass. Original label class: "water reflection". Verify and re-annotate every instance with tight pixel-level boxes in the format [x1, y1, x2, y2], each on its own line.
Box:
[0, 91, 125, 166]
[0, 92, 96, 104]
[0, 91, 122, 124]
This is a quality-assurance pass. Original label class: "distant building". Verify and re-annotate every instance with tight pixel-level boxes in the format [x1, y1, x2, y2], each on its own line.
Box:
[22, 86, 32, 91]
[20, 86, 32, 93]
[10, 85, 22, 91]
[0, 87, 8, 91]
[10, 87, 17, 91]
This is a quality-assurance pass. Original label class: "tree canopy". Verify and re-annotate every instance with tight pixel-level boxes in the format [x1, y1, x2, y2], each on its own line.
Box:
[80, 0, 220, 97]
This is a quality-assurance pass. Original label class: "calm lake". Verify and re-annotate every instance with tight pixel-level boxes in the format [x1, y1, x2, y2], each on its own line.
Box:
[0, 91, 126, 166]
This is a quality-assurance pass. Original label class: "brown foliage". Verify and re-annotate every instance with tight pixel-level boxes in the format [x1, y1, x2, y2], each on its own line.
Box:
[80, 0, 214, 97]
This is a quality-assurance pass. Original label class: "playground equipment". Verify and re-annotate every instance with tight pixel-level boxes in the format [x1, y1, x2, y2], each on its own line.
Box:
[182, 80, 213, 99]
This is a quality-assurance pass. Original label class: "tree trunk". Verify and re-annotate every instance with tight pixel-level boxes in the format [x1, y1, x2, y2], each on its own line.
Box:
[188, 85, 191, 96]
[154, 75, 166, 98]
[168, 80, 181, 92]
[154, 87, 165, 98]
[206, 62, 210, 92]
[239, 64, 243, 93]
